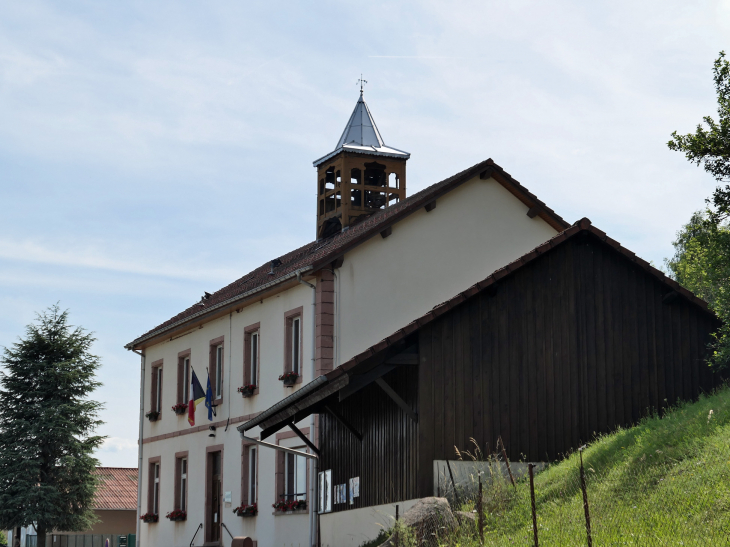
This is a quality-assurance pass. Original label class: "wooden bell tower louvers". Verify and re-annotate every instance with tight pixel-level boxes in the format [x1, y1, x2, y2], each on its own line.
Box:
[314, 90, 410, 240]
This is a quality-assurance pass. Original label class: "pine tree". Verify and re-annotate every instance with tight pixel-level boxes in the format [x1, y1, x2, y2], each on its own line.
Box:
[0, 305, 105, 546]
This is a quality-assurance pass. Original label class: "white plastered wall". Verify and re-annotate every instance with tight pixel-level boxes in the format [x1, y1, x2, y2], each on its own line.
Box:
[139, 282, 314, 547]
[336, 175, 559, 362]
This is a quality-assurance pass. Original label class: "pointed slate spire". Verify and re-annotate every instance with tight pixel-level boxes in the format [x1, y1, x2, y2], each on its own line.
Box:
[336, 91, 385, 149]
[313, 92, 410, 167]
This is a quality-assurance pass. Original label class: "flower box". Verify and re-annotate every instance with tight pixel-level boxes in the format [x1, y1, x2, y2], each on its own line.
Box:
[272, 499, 307, 512]
[233, 503, 258, 517]
[237, 385, 256, 398]
[140, 513, 158, 523]
[165, 509, 187, 521]
[145, 410, 160, 422]
[279, 372, 299, 386]
[171, 403, 188, 416]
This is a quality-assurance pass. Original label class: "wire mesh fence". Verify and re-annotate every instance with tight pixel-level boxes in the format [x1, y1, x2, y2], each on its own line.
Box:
[409, 441, 730, 546]
[25, 535, 135, 547]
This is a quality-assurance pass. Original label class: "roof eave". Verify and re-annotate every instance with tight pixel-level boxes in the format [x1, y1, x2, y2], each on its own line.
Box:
[124, 265, 314, 351]
[313, 147, 410, 168]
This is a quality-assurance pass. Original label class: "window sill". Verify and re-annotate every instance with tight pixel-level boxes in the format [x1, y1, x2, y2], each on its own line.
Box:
[272, 509, 308, 516]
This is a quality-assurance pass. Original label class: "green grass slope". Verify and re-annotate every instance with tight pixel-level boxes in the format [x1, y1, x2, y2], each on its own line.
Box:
[453, 386, 730, 546]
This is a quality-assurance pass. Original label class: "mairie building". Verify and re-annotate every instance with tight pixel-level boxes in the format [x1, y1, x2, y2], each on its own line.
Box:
[126, 90, 570, 547]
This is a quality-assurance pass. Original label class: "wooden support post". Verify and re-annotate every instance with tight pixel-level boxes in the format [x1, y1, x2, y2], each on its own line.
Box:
[478, 473, 485, 545]
[579, 449, 593, 547]
[529, 464, 538, 547]
[498, 437, 516, 489]
[288, 421, 320, 456]
[446, 459, 461, 509]
[375, 378, 418, 423]
[324, 404, 362, 441]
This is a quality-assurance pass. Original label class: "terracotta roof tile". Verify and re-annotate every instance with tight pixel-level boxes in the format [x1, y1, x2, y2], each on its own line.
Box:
[93, 467, 138, 511]
[126, 158, 570, 350]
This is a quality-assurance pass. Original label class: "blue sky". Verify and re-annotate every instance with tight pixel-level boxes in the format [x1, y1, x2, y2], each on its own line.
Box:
[0, 0, 728, 467]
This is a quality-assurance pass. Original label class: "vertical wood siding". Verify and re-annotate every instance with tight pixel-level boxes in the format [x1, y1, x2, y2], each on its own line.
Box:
[319, 364, 419, 512]
[416, 237, 720, 497]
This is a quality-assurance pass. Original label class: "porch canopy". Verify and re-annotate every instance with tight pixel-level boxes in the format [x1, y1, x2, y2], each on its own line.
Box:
[237, 332, 419, 448]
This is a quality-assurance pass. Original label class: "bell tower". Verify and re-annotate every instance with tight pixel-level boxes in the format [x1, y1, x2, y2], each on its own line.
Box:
[313, 89, 410, 239]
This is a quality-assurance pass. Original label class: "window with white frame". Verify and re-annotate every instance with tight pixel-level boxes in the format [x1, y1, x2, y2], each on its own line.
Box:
[248, 447, 257, 503]
[183, 358, 190, 403]
[153, 462, 160, 514]
[285, 449, 307, 501]
[251, 332, 259, 387]
[155, 368, 163, 413]
[215, 344, 223, 398]
[180, 458, 187, 511]
[291, 317, 301, 375]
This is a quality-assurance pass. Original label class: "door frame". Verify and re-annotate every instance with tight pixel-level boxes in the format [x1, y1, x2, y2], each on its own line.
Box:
[205, 444, 225, 545]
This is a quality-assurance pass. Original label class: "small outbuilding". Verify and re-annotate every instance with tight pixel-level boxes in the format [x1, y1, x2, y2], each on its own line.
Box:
[7, 467, 138, 547]
[241, 218, 723, 544]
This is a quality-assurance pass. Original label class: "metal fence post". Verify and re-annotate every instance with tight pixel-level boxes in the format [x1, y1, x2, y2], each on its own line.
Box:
[478, 473, 485, 545]
[579, 449, 593, 547]
[528, 463, 539, 547]
[498, 436, 516, 489]
[395, 504, 399, 547]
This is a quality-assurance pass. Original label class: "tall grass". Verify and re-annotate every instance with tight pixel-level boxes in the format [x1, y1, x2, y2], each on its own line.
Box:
[386, 386, 730, 546]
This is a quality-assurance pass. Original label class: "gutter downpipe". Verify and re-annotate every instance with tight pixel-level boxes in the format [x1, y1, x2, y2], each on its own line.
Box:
[132, 348, 145, 547]
[298, 272, 318, 547]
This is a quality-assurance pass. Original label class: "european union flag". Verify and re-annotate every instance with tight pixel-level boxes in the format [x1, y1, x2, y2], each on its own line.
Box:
[204, 372, 215, 421]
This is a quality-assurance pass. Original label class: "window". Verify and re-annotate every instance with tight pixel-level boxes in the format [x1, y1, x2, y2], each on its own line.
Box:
[241, 442, 258, 506]
[284, 308, 303, 380]
[285, 450, 307, 501]
[180, 458, 187, 511]
[150, 360, 163, 416]
[209, 337, 224, 402]
[177, 352, 191, 406]
[156, 369, 162, 412]
[215, 345, 223, 398]
[148, 459, 161, 515]
[244, 324, 260, 390]
[291, 318, 300, 375]
[248, 447, 256, 503]
[154, 463, 160, 513]
[183, 358, 190, 402]
[251, 333, 258, 386]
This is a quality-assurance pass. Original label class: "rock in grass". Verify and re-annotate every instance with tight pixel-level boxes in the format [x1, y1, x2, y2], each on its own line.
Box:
[378, 497, 457, 546]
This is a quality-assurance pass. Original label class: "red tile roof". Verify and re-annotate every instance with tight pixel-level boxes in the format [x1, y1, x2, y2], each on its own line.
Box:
[93, 467, 138, 511]
[126, 158, 570, 350]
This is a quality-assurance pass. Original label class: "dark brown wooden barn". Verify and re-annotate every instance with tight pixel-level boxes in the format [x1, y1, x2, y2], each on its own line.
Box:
[240, 218, 722, 513]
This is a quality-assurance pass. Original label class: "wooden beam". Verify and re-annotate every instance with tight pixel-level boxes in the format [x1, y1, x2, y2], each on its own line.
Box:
[663, 291, 680, 305]
[385, 353, 419, 365]
[324, 404, 362, 441]
[526, 206, 540, 218]
[340, 363, 397, 401]
[380, 226, 393, 239]
[241, 435, 318, 460]
[424, 200, 437, 213]
[375, 377, 418, 423]
[289, 421, 320, 456]
[259, 420, 290, 441]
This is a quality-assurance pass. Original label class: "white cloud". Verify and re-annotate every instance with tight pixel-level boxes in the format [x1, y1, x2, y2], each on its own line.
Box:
[98, 436, 137, 454]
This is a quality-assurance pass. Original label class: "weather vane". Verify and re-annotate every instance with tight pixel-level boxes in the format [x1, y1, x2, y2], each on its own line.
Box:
[357, 74, 368, 94]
